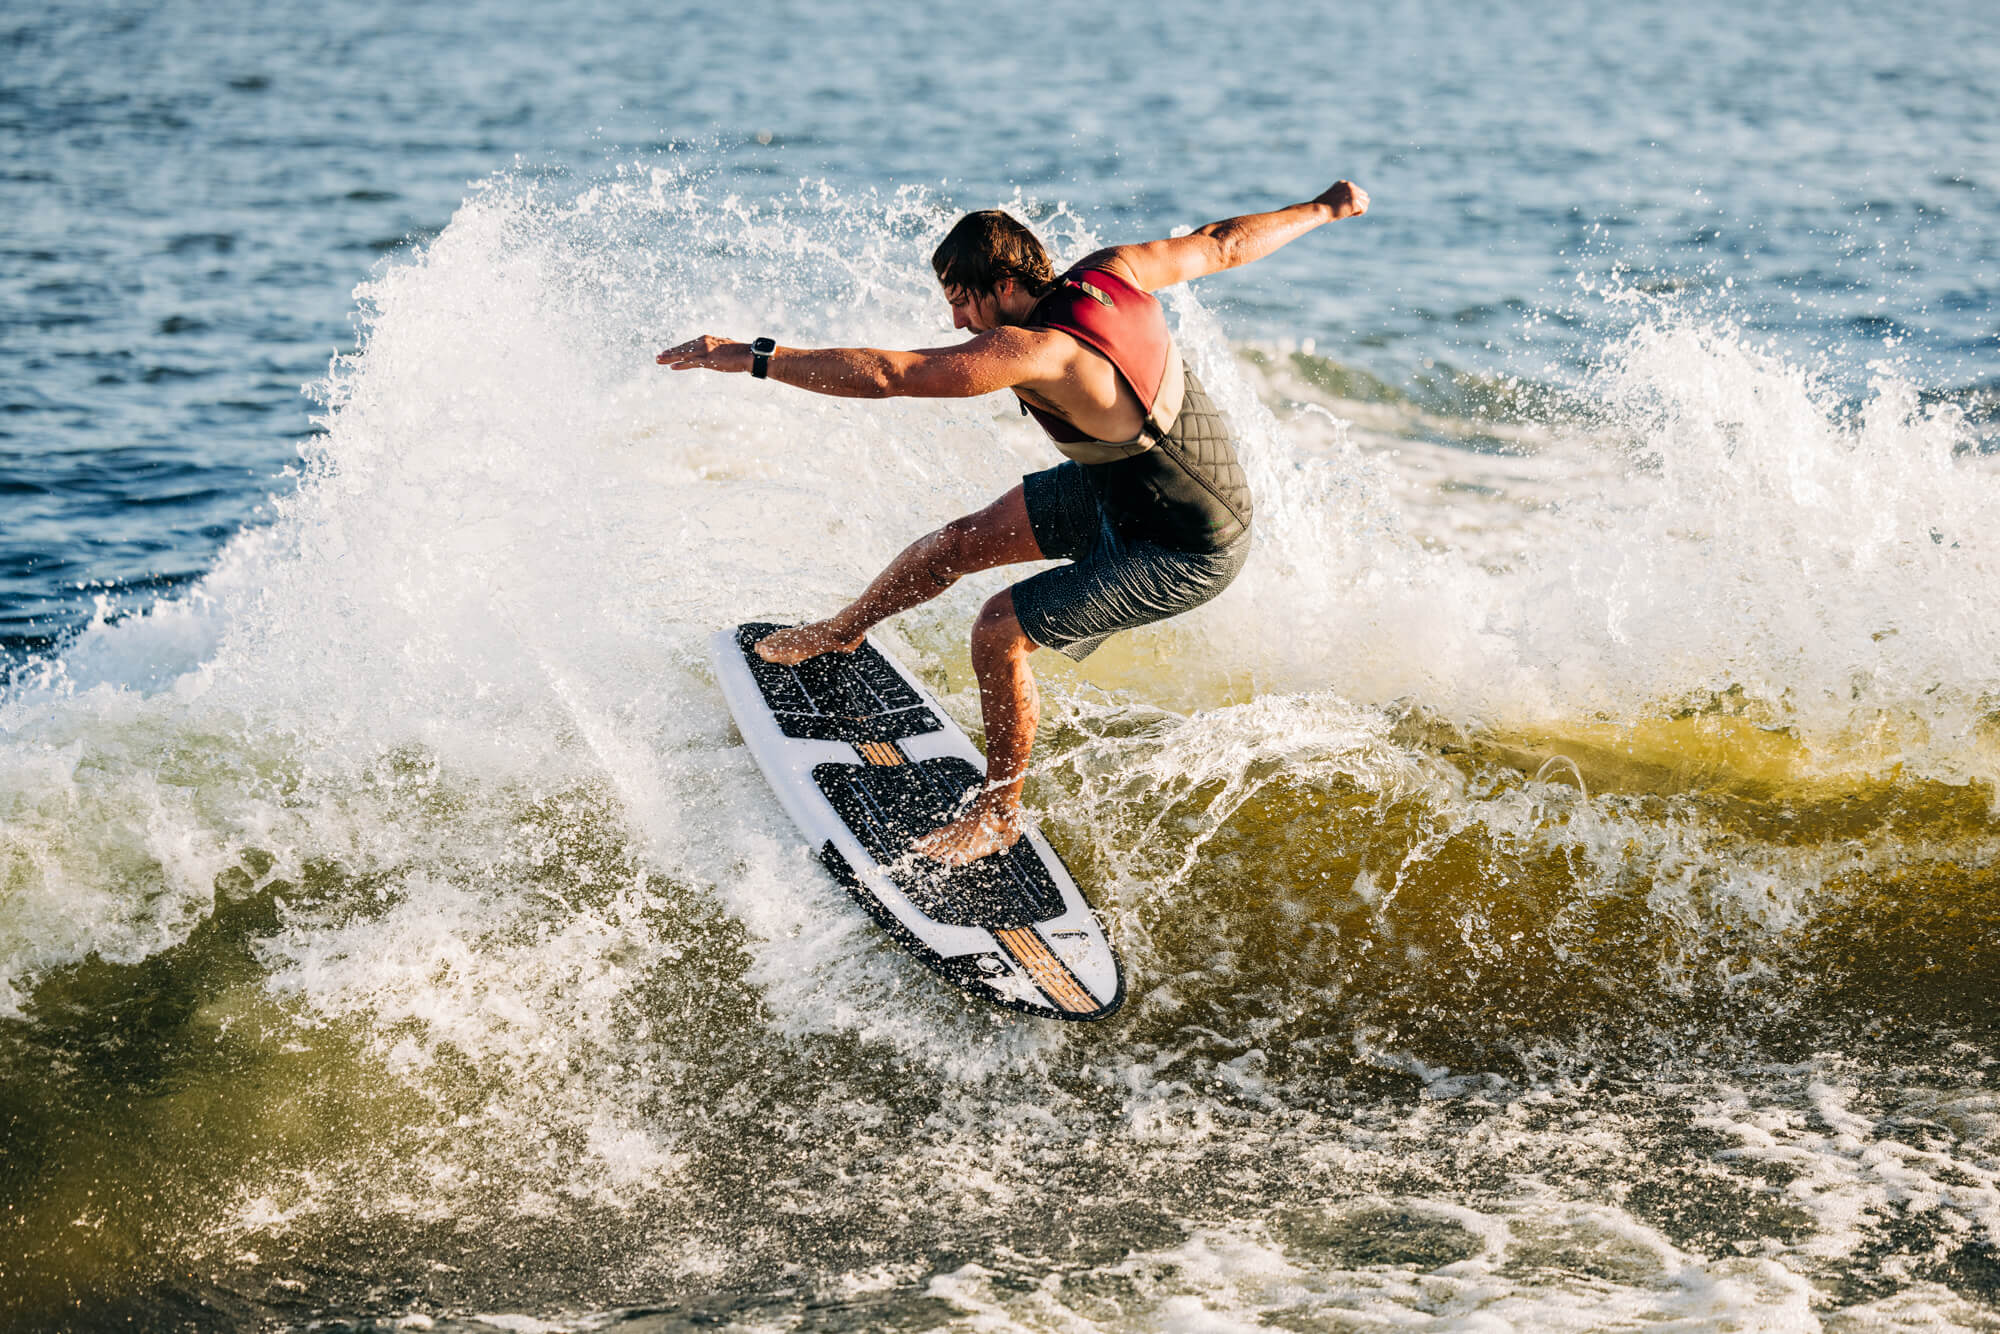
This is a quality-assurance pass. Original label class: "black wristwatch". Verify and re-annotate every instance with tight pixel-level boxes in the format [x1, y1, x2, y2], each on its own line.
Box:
[749, 336, 776, 379]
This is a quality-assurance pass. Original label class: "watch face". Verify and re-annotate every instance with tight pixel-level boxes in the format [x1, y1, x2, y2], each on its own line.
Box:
[752, 337, 776, 354]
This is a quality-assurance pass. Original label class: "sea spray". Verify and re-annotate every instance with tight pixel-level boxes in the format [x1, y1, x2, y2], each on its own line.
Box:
[1217, 310, 1997, 789]
[1, 174, 1995, 1326]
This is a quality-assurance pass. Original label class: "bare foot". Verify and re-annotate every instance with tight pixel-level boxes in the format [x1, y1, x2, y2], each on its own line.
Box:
[912, 801, 1024, 867]
[755, 620, 864, 666]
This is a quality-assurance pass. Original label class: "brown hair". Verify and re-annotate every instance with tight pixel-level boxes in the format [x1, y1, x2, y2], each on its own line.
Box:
[931, 210, 1058, 298]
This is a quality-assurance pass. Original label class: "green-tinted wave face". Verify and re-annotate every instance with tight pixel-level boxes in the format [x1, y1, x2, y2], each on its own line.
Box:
[4, 177, 1998, 1331]
[5, 696, 1995, 1327]
[1242, 342, 1596, 429]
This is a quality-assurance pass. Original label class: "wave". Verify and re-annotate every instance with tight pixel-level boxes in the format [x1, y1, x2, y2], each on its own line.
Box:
[2, 171, 1996, 1325]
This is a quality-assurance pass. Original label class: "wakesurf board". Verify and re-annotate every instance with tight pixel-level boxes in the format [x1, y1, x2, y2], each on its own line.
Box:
[709, 622, 1124, 1021]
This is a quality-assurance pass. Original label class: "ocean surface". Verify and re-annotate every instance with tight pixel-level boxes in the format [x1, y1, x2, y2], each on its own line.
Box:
[3, 1, 1997, 1329]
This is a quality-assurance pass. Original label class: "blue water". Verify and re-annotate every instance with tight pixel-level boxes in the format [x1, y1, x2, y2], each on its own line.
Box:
[3, 0, 1994, 656]
[4, 3, 1999, 1330]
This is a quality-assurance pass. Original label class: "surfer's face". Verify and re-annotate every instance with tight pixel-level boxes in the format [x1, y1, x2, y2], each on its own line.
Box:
[943, 281, 1005, 334]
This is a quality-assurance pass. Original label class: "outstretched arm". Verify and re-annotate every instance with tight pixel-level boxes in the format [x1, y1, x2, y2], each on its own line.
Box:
[1084, 180, 1369, 293]
[655, 326, 1070, 399]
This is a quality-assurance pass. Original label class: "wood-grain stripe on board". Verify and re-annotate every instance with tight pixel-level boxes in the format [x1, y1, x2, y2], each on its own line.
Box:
[994, 927, 1097, 1013]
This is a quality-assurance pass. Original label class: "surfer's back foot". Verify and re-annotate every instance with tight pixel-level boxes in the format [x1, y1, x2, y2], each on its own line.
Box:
[755, 620, 865, 666]
[913, 802, 1024, 867]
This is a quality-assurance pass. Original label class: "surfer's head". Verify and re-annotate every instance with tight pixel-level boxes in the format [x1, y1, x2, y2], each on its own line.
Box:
[933, 211, 1056, 331]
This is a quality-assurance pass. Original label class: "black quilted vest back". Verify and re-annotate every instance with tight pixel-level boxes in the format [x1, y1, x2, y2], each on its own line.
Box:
[1085, 365, 1253, 553]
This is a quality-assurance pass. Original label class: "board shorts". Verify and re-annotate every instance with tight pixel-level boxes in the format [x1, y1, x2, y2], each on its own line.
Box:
[1010, 460, 1252, 662]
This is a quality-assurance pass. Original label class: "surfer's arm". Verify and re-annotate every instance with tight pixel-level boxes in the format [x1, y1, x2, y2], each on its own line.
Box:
[656, 328, 1066, 400]
[1083, 180, 1370, 293]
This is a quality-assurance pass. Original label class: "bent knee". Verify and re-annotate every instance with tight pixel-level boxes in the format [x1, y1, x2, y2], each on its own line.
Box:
[970, 592, 1033, 657]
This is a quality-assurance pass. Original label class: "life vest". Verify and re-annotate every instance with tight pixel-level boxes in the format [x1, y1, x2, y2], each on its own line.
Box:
[1019, 265, 1252, 552]
[1017, 266, 1185, 464]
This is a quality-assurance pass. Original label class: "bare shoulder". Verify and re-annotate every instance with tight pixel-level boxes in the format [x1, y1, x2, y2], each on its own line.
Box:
[1071, 239, 1223, 293]
[983, 323, 1082, 382]
[894, 325, 1076, 398]
[1070, 247, 1144, 285]
[964, 323, 1071, 366]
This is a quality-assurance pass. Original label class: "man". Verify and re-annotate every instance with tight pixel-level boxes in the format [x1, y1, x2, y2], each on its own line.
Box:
[659, 179, 1369, 865]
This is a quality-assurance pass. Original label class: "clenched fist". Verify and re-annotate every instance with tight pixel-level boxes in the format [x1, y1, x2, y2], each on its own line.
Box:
[1315, 181, 1369, 221]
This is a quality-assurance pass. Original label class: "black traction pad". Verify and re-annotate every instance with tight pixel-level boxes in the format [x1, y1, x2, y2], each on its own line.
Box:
[734, 622, 940, 743]
[813, 756, 1066, 929]
[817, 843, 1098, 1019]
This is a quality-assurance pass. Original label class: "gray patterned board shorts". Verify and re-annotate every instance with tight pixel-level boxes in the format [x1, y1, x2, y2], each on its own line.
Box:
[1010, 461, 1252, 662]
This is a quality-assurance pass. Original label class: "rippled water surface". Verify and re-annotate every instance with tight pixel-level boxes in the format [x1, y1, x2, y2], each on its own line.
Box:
[2, 2, 1997, 1330]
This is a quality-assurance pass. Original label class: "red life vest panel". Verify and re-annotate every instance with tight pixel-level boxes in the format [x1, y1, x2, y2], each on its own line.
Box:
[1017, 266, 1186, 463]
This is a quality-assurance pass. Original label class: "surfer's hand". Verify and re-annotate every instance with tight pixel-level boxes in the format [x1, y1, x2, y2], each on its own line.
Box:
[656, 335, 751, 372]
[1314, 180, 1368, 220]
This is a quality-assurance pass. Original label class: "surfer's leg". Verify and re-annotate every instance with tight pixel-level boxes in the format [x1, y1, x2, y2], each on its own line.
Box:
[757, 485, 1044, 665]
[913, 589, 1038, 866]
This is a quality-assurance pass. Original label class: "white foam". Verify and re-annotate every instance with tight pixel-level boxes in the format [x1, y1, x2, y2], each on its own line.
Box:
[916, 1203, 1825, 1333]
[1, 174, 1994, 1323]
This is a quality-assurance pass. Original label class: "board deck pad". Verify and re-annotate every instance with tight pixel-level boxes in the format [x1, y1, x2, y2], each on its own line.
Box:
[735, 623, 936, 742]
[710, 622, 1123, 1020]
[812, 757, 1066, 928]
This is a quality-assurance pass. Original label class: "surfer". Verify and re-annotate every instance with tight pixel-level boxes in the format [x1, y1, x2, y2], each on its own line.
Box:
[659, 180, 1369, 864]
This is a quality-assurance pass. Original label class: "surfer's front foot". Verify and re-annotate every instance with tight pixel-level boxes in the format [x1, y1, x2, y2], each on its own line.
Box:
[913, 802, 1024, 867]
[755, 620, 864, 666]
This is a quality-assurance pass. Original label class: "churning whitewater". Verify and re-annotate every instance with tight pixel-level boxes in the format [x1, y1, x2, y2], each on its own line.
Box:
[3, 176, 1997, 1329]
